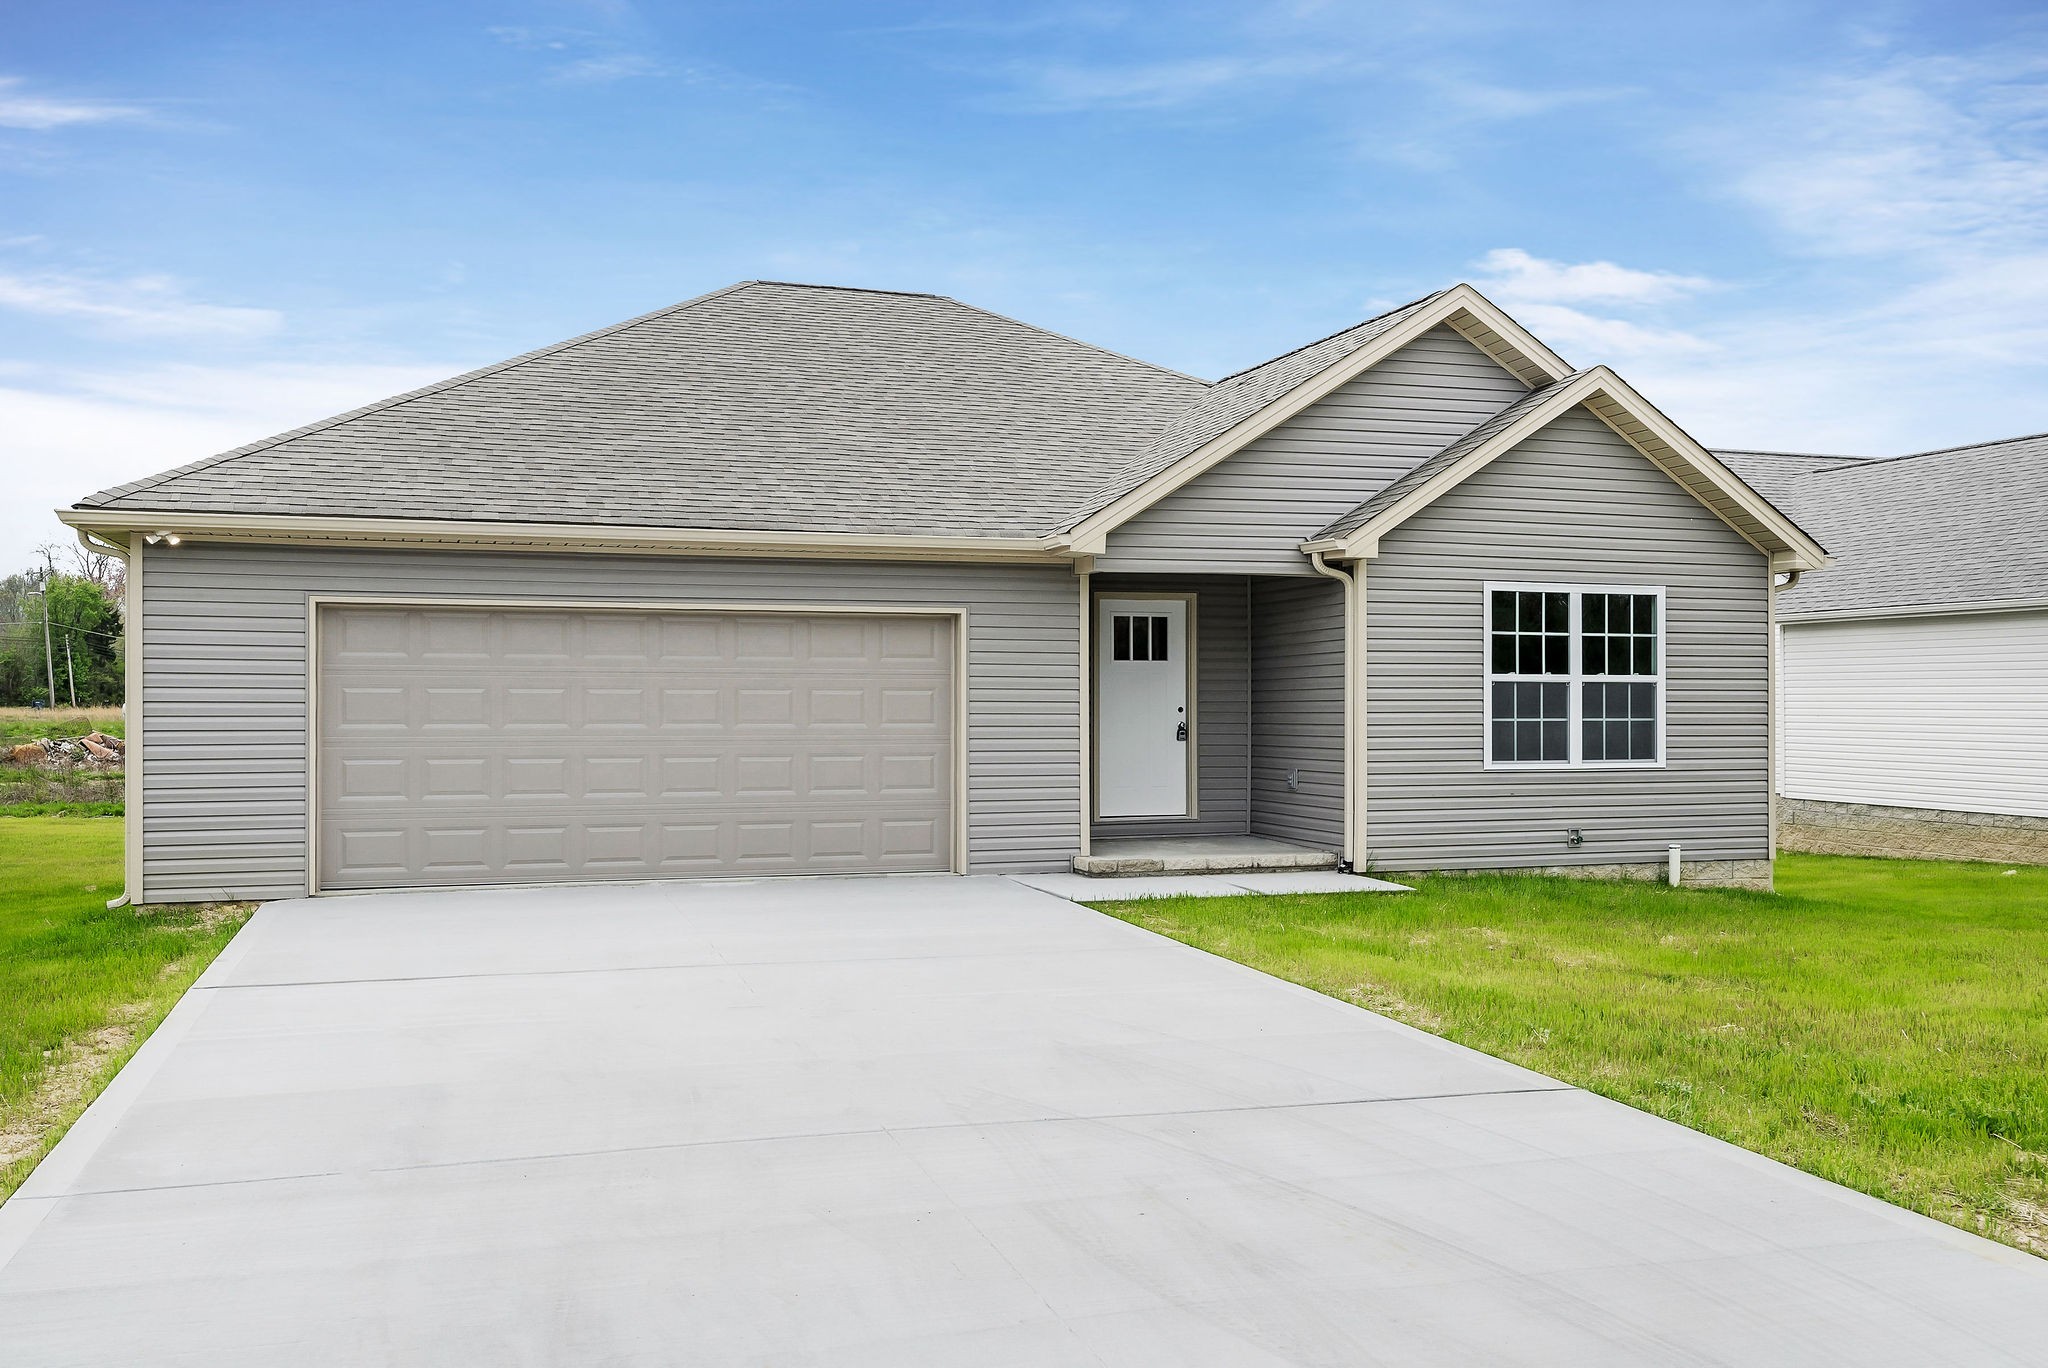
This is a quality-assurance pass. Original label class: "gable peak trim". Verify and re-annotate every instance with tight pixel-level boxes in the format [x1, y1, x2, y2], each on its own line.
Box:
[1301, 365, 1830, 570]
[1057, 283, 1573, 553]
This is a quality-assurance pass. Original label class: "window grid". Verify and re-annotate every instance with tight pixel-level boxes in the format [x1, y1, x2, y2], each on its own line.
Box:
[1110, 613, 1170, 663]
[1483, 584, 1664, 770]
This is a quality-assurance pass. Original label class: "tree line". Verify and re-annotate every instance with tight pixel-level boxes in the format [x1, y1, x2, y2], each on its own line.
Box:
[0, 546, 125, 708]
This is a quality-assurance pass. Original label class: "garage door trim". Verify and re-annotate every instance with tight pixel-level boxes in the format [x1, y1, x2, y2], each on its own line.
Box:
[304, 595, 971, 894]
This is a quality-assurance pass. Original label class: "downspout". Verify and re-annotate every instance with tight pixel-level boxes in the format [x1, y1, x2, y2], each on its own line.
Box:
[74, 526, 137, 908]
[1309, 551, 1358, 871]
[1075, 557, 1093, 861]
[1767, 566, 1801, 866]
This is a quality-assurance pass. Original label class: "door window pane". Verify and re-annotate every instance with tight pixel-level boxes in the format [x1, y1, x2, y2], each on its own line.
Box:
[1110, 612, 1171, 663]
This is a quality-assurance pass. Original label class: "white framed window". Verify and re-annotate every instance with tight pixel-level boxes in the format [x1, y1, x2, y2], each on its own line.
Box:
[1483, 583, 1665, 770]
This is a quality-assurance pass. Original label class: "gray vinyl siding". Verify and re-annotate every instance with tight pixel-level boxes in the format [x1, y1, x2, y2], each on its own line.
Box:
[1249, 577, 1346, 848]
[1365, 407, 1771, 870]
[135, 543, 1080, 901]
[1091, 576, 1250, 840]
[1097, 327, 1528, 576]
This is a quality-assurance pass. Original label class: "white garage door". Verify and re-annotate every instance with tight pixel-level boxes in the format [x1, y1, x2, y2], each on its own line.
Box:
[316, 604, 956, 891]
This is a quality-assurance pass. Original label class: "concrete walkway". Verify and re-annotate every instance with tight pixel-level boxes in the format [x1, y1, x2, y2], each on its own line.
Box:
[2, 875, 2044, 1366]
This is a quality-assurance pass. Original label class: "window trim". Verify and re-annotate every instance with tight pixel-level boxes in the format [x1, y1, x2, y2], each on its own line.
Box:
[1481, 581, 1667, 772]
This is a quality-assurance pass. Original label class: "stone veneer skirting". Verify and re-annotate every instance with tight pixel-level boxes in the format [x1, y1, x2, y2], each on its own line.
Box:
[1374, 859, 1774, 892]
[1777, 797, 2048, 866]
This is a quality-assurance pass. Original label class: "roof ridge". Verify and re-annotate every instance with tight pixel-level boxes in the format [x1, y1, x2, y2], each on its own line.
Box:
[1210, 290, 1444, 386]
[1711, 447, 1871, 461]
[1874, 428, 2048, 464]
[748, 280, 945, 299]
[927, 294, 1211, 387]
[76, 280, 763, 509]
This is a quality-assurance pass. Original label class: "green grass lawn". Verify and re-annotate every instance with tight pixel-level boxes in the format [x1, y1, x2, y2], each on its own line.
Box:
[1096, 854, 2048, 1258]
[0, 816, 251, 1199]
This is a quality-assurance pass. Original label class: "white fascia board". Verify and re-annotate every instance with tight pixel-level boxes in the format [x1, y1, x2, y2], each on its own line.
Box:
[55, 508, 1070, 564]
[1577, 368, 1831, 571]
[1779, 596, 2048, 625]
[1299, 374, 1600, 558]
[1058, 283, 1574, 555]
[1302, 367, 1833, 570]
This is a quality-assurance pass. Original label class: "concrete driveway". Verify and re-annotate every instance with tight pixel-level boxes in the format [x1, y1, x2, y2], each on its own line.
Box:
[3, 876, 2045, 1366]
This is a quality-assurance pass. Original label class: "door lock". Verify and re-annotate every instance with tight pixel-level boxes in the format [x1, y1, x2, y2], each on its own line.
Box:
[1175, 719, 1188, 741]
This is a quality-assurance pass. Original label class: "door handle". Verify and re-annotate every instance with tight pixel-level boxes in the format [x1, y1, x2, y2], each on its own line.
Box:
[1175, 720, 1188, 742]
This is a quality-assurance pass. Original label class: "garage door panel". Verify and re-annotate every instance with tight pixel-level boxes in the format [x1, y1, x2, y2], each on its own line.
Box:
[317, 606, 955, 890]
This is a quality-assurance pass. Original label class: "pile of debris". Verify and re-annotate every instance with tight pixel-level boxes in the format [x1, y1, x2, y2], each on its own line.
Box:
[5, 732, 125, 768]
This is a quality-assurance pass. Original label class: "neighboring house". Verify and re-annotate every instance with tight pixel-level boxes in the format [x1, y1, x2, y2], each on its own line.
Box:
[1719, 434, 2048, 864]
[60, 281, 1825, 903]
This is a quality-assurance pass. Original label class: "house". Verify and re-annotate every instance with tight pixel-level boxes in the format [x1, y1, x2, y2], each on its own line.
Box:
[1718, 434, 2048, 865]
[59, 281, 1826, 903]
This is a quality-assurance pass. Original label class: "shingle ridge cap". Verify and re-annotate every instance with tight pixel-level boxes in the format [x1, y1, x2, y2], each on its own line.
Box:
[1879, 428, 2048, 463]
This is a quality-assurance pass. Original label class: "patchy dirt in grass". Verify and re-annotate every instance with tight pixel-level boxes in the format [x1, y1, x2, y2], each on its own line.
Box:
[1, 902, 255, 1189]
[0, 1006, 147, 1175]
[1334, 981, 1446, 1033]
[2003, 1196, 2048, 1257]
[144, 901, 255, 934]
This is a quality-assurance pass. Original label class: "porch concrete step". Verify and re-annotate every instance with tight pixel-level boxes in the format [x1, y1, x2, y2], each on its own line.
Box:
[1072, 836, 1339, 877]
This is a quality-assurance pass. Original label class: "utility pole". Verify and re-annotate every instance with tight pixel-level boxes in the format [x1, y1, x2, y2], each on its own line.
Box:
[63, 633, 77, 707]
[38, 552, 56, 710]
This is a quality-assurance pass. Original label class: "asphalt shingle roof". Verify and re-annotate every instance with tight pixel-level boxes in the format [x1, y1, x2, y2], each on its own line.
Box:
[81, 281, 1457, 541]
[79, 281, 1210, 539]
[1751, 432, 2048, 620]
[1709, 448, 1869, 505]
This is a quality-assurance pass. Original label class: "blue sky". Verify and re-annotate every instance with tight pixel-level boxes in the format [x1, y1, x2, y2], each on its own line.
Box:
[4, 0, 2046, 567]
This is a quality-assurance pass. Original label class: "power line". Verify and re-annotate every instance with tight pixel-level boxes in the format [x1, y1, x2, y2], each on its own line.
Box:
[0, 618, 125, 642]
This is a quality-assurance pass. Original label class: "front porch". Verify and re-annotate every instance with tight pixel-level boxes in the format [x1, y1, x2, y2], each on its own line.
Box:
[1073, 833, 1338, 876]
[1084, 571, 1352, 872]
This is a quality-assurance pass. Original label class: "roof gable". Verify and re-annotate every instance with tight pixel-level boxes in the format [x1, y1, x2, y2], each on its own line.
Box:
[1095, 325, 1528, 576]
[1303, 367, 1830, 571]
[1057, 283, 1572, 552]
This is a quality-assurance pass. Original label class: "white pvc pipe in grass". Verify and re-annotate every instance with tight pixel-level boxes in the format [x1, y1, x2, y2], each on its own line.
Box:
[1668, 843, 1682, 887]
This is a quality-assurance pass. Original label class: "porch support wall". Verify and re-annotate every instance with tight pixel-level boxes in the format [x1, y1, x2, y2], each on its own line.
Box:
[1088, 573, 1351, 856]
[1089, 575, 1251, 842]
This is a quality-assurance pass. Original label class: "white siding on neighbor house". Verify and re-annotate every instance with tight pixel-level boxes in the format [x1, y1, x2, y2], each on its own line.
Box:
[1365, 407, 1772, 871]
[1090, 576, 1250, 840]
[1097, 327, 1529, 576]
[1780, 610, 2048, 819]
[136, 543, 1081, 901]
[1250, 577, 1346, 848]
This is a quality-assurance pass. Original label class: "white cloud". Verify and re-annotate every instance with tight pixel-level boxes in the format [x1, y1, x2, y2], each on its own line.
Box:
[1506, 302, 1717, 361]
[1707, 52, 2048, 259]
[0, 272, 281, 339]
[988, 53, 1344, 112]
[1624, 45, 2048, 453]
[1474, 247, 1712, 306]
[487, 22, 667, 85]
[0, 75, 143, 130]
[0, 361, 456, 571]
[553, 52, 664, 84]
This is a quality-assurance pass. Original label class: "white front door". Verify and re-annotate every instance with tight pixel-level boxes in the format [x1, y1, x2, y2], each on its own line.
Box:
[1096, 597, 1191, 818]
